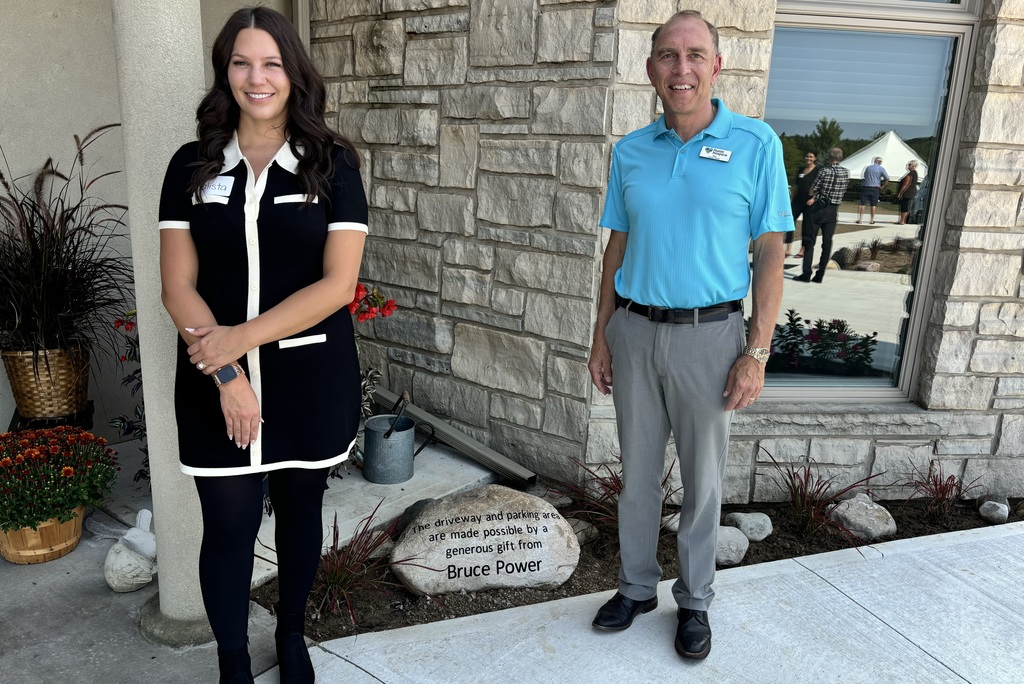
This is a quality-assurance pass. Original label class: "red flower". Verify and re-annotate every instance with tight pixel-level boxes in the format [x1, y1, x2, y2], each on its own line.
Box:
[349, 283, 398, 325]
[0, 457, 11, 468]
[114, 319, 123, 329]
[62, 466, 75, 478]
[124, 321, 136, 332]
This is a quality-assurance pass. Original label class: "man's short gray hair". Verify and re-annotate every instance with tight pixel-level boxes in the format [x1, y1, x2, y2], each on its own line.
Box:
[651, 10, 720, 55]
[873, 157, 882, 164]
[830, 147, 844, 162]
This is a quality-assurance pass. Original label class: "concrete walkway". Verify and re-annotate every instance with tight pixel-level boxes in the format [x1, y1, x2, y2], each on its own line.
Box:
[251, 522, 1023, 684]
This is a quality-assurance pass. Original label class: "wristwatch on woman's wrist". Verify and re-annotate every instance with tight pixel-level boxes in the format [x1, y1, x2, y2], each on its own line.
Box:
[212, 362, 245, 387]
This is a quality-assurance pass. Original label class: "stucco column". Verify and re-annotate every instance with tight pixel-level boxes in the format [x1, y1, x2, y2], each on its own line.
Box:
[111, 0, 212, 645]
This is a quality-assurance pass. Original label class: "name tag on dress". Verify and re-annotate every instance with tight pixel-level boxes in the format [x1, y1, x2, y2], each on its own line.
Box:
[699, 146, 732, 162]
[202, 176, 235, 198]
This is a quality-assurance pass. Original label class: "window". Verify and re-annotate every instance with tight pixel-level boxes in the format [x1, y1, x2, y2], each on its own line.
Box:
[759, 2, 979, 400]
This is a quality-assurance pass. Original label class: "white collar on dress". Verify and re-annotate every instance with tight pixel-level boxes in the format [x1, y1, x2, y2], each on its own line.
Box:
[220, 132, 302, 175]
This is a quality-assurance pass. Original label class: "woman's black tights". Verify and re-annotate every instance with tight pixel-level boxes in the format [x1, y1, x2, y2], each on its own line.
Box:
[194, 467, 329, 653]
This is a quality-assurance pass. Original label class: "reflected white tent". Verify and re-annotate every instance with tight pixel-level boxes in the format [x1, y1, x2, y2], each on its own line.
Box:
[841, 131, 928, 182]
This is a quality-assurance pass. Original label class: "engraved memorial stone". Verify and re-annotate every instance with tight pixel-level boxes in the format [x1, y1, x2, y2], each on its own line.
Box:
[391, 484, 580, 595]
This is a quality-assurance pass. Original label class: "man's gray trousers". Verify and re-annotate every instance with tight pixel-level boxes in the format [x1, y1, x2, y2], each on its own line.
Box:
[605, 306, 743, 611]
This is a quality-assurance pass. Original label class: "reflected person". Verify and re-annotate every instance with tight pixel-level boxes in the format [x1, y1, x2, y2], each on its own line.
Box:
[787, 151, 819, 258]
[856, 156, 889, 224]
[896, 160, 919, 224]
[793, 146, 850, 283]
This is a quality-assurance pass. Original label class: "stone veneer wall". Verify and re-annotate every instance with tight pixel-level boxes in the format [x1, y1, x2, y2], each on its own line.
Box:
[317, 0, 1024, 500]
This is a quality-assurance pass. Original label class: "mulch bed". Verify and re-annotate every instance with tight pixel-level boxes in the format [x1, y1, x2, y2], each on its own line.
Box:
[251, 498, 1020, 642]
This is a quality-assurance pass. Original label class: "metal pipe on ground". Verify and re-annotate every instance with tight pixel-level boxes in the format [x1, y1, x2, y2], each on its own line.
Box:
[372, 388, 537, 488]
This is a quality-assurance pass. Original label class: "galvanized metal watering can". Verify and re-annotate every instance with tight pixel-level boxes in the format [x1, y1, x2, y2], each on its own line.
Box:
[361, 393, 435, 484]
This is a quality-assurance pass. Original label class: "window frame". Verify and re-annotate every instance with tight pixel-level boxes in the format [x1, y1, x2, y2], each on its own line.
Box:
[760, 2, 981, 403]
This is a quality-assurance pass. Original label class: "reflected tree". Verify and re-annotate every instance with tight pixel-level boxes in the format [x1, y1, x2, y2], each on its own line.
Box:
[810, 117, 844, 157]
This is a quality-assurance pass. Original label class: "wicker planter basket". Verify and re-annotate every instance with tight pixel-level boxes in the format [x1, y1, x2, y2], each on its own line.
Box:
[0, 505, 86, 564]
[2, 347, 90, 418]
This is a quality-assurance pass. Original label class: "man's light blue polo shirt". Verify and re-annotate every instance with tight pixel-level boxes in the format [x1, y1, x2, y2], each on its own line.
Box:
[600, 99, 792, 309]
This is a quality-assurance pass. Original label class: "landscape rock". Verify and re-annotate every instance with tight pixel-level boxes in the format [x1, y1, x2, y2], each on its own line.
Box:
[566, 517, 598, 545]
[391, 484, 580, 595]
[716, 526, 749, 567]
[829, 493, 897, 540]
[977, 494, 1010, 524]
[723, 512, 773, 542]
[396, 498, 436, 537]
[662, 512, 680, 533]
[854, 261, 881, 272]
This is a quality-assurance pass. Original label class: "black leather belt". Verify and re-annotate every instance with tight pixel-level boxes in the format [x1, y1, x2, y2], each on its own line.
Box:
[615, 294, 741, 324]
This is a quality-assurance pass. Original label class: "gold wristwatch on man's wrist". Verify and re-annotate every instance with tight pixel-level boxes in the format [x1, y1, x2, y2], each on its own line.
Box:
[742, 346, 770, 364]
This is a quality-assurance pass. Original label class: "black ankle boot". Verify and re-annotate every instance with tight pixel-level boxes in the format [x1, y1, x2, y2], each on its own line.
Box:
[217, 648, 254, 684]
[275, 603, 315, 683]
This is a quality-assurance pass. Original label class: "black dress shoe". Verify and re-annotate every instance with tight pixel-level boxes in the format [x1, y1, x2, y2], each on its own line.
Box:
[811, 272, 824, 283]
[675, 608, 712, 660]
[592, 592, 658, 631]
[792, 273, 811, 282]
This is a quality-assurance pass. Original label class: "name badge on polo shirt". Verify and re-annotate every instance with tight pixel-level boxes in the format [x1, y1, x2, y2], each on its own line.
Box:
[699, 146, 732, 162]
[202, 176, 235, 198]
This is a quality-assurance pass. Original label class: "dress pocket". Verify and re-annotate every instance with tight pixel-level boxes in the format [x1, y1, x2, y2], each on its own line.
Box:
[279, 333, 327, 349]
[274, 194, 318, 204]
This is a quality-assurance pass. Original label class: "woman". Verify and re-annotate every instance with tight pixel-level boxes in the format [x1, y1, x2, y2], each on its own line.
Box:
[895, 160, 919, 224]
[787, 152, 819, 257]
[158, 7, 367, 683]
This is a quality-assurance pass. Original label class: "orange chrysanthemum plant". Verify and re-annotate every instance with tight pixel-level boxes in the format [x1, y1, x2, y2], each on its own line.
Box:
[0, 426, 118, 532]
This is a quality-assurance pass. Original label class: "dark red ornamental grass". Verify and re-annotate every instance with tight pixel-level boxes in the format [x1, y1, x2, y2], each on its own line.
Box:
[0, 426, 119, 532]
[313, 500, 432, 626]
[761, 447, 884, 542]
[904, 461, 986, 527]
[553, 456, 681, 540]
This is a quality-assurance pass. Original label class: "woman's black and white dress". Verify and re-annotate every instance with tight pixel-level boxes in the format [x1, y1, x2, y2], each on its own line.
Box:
[158, 134, 368, 476]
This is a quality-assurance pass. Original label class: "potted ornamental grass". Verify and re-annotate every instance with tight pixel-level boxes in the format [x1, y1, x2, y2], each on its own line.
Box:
[0, 426, 118, 564]
[0, 124, 133, 418]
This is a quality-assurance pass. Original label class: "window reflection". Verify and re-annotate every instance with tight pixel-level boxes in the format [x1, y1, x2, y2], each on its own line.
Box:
[760, 27, 955, 387]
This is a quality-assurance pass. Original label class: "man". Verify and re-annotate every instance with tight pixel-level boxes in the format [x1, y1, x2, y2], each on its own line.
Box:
[856, 156, 889, 224]
[793, 147, 850, 283]
[586, 10, 790, 661]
